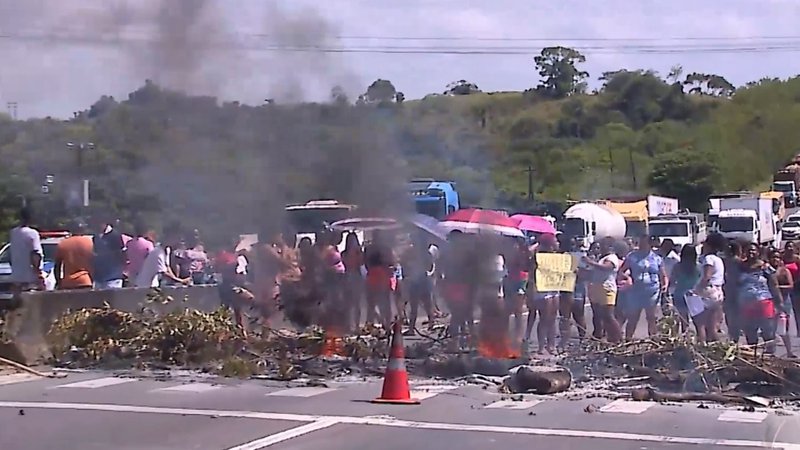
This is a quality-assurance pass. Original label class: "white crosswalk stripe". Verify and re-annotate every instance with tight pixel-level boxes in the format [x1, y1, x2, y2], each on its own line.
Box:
[267, 387, 336, 398]
[54, 377, 137, 389]
[484, 399, 543, 410]
[599, 400, 656, 414]
[718, 410, 768, 423]
[409, 384, 460, 400]
[153, 383, 221, 393]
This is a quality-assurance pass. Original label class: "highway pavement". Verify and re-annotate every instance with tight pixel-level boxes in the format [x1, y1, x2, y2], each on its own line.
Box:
[1, 370, 799, 450]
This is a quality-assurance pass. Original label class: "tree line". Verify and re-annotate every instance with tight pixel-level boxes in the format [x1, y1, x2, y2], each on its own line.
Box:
[0, 46, 799, 243]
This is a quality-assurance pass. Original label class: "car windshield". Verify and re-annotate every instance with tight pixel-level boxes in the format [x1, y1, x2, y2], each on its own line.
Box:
[0, 242, 59, 264]
[785, 220, 800, 228]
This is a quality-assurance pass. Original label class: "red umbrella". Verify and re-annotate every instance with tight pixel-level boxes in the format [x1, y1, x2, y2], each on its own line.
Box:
[440, 208, 524, 237]
[510, 214, 557, 235]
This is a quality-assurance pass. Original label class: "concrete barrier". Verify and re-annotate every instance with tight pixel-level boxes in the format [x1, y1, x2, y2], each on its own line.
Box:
[2, 285, 224, 365]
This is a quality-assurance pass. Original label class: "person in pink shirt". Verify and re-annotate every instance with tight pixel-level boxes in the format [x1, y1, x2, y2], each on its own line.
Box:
[125, 222, 155, 284]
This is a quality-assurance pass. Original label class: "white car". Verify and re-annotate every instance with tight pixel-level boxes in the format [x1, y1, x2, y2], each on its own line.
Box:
[0, 231, 70, 300]
[782, 216, 800, 243]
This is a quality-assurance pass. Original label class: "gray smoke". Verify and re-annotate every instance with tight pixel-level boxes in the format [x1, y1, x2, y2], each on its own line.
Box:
[0, 0, 360, 115]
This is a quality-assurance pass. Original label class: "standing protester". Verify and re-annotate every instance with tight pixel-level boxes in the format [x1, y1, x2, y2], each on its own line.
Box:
[441, 231, 473, 350]
[134, 228, 191, 288]
[620, 235, 667, 339]
[124, 222, 154, 285]
[569, 237, 590, 340]
[737, 242, 782, 354]
[8, 207, 44, 296]
[402, 234, 436, 336]
[769, 249, 796, 357]
[216, 235, 252, 336]
[91, 215, 127, 290]
[724, 240, 745, 342]
[181, 231, 210, 285]
[54, 223, 93, 290]
[668, 244, 700, 331]
[784, 242, 800, 337]
[658, 239, 681, 289]
[341, 232, 365, 330]
[505, 238, 531, 344]
[526, 233, 560, 354]
[584, 237, 622, 343]
[364, 230, 396, 329]
[694, 233, 727, 343]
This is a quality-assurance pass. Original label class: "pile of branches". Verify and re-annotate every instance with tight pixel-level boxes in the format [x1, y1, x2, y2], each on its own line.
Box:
[45, 294, 392, 379]
[568, 312, 800, 403]
[47, 303, 245, 366]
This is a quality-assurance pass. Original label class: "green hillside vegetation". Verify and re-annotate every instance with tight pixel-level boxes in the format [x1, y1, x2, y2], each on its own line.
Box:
[0, 46, 799, 243]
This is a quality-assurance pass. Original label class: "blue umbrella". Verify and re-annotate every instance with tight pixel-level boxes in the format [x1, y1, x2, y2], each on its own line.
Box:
[407, 213, 448, 242]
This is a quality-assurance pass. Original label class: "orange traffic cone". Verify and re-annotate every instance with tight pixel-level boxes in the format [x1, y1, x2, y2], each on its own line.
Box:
[372, 320, 420, 405]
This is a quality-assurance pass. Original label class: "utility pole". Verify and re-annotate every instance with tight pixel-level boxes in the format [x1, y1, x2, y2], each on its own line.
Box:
[6, 102, 18, 120]
[66, 142, 94, 210]
[524, 165, 535, 202]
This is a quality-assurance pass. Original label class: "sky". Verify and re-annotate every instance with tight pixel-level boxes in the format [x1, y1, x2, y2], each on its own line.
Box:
[0, 0, 799, 118]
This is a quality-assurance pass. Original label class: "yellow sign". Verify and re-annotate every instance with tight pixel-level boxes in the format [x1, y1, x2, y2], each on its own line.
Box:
[535, 253, 578, 292]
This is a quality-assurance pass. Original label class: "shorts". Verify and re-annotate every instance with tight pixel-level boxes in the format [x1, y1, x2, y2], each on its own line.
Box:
[408, 277, 433, 300]
[531, 291, 558, 303]
[588, 283, 617, 306]
[573, 282, 587, 304]
[625, 286, 660, 312]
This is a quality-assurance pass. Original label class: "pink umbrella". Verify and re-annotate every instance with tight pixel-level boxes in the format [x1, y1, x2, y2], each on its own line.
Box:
[440, 208, 524, 237]
[510, 214, 557, 235]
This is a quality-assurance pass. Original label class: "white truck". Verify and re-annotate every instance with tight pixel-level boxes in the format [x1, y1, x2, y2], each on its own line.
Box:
[717, 197, 778, 246]
[648, 212, 707, 251]
[563, 202, 626, 250]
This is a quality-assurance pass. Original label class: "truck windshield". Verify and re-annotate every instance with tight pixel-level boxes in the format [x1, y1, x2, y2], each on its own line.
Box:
[649, 221, 689, 238]
[286, 208, 353, 233]
[564, 217, 587, 236]
[415, 197, 446, 219]
[773, 182, 794, 193]
[625, 221, 647, 237]
[718, 217, 754, 232]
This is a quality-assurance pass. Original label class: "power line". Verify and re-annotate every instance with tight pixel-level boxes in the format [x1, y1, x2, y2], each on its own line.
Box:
[2, 32, 800, 55]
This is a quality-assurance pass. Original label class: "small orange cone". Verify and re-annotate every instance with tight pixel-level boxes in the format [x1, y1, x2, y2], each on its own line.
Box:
[372, 320, 420, 405]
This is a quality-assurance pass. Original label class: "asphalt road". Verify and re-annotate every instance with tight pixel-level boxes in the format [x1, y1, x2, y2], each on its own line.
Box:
[0, 371, 798, 450]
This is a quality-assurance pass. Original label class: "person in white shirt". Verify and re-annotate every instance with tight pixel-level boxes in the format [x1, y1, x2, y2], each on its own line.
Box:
[134, 229, 190, 288]
[658, 239, 681, 289]
[9, 207, 44, 293]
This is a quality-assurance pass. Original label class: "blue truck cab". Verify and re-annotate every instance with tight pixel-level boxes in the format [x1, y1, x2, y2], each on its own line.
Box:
[408, 179, 460, 220]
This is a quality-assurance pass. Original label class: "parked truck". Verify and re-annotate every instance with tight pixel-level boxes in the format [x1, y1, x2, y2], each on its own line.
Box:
[563, 202, 626, 250]
[708, 191, 757, 233]
[408, 179, 460, 220]
[773, 163, 800, 207]
[717, 197, 778, 246]
[607, 195, 679, 237]
[648, 212, 707, 251]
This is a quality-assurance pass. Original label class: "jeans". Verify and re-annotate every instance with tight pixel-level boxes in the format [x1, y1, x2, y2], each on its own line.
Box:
[94, 279, 123, 290]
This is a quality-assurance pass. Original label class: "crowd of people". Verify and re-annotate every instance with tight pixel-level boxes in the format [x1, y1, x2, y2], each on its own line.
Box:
[7, 207, 214, 295]
[8, 205, 800, 358]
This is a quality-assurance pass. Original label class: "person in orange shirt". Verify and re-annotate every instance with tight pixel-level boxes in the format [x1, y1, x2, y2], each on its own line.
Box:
[54, 225, 94, 290]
